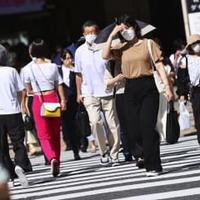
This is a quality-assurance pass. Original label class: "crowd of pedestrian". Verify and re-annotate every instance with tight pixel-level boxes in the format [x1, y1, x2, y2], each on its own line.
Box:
[0, 13, 199, 199]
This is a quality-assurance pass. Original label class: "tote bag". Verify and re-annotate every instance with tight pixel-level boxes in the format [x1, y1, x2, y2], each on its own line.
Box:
[166, 101, 180, 144]
[75, 104, 91, 137]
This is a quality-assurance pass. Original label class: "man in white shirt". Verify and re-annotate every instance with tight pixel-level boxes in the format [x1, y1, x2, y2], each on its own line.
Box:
[0, 44, 32, 188]
[75, 20, 120, 166]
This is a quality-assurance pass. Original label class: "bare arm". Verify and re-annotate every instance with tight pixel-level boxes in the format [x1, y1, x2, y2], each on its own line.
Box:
[155, 62, 175, 101]
[102, 25, 123, 60]
[106, 73, 124, 90]
[56, 82, 67, 111]
[18, 89, 27, 114]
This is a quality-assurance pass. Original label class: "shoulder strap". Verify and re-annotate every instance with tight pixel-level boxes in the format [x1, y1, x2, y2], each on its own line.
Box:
[29, 65, 43, 102]
[147, 39, 156, 71]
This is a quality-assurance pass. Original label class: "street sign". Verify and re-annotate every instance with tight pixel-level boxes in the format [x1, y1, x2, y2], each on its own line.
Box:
[181, 0, 200, 41]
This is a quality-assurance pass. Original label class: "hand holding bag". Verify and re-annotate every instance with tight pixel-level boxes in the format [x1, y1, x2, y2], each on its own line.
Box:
[166, 101, 180, 144]
[178, 101, 190, 130]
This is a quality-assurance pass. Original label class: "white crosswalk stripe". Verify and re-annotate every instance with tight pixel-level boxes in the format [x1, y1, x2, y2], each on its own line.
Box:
[9, 134, 200, 200]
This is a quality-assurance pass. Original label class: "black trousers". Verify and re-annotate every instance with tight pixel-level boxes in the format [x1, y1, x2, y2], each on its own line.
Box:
[0, 113, 32, 179]
[124, 76, 162, 171]
[115, 93, 132, 157]
[61, 97, 80, 154]
[191, 87, 200, 144]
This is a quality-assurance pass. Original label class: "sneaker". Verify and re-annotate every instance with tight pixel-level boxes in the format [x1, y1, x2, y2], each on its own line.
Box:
[136, 158, 145, 169]
[14, 166, 28, 188]
[100, 153, 110, 166]
[146, 170, 163, 177]
[111, 159, 120, 166]
[51, 159, 60, 177]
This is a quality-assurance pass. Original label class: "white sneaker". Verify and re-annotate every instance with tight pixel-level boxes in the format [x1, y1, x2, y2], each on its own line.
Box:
[15, 166, 28, 188]
[111, 159, 120, 167]
[100, 153, 110, 166]
[146, 170, 163, 177]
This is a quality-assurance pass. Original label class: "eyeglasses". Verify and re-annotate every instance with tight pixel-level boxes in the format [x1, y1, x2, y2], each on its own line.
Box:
[65, 57, 72, 60]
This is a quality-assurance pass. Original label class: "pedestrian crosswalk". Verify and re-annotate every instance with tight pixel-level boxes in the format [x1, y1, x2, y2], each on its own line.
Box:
[9, 134, 200, 200]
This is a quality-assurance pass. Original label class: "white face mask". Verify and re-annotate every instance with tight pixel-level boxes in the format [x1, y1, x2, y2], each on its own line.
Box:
[85, 34, 97, 44]
[121, 28, 135, 41]
[191, 43, 200, 53]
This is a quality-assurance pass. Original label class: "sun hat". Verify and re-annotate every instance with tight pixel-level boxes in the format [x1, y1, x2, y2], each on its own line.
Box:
[186, 34, 200, 49]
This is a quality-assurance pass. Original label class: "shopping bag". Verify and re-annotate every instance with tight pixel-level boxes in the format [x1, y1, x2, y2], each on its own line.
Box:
[75, 104, 91, 137]
[178, 101, 191, 130]
[166, 101, 180, 144]
[40, 102, 61, 117]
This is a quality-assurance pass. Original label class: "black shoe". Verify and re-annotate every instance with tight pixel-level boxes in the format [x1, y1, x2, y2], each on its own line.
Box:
[45, 160, 50, 165]
[74, 154, 81, 160]
[125, 155, 133, 162]
[136, 158, 145, 169]
[65, 146, 72, 151]
[80, 146, 87, 152]
[51, 159, 60, 177]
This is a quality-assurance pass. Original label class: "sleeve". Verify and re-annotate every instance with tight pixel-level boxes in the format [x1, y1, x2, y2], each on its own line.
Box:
[24, 67, 31, 84]
[14, 69, 25, 91]
[54, 64, 63, 85]
[20, 67, 25, 87]
[176, 67, 190, 99]
[104, 64, 113, 89]
[74, 48, 82, 73]
[150, 39, 164, 63]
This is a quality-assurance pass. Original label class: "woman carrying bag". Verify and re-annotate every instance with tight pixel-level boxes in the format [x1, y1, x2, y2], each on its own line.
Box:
[24, 39, 66, 177]
[102, 14, 174, 176]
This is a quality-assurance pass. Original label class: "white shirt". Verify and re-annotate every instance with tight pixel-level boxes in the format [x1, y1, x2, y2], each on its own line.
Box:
[74, 43, 113, 97]
[24, 62, 63, 92]
[0, 66, 24, 114]
[187, 56, 200, 86]
[61, 65, 74, 87]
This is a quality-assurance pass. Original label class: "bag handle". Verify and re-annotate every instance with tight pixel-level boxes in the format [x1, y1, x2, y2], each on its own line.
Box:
[29, 65, 43, 103]
[167, 101, 175, 112]
[147, 39, 156, 72]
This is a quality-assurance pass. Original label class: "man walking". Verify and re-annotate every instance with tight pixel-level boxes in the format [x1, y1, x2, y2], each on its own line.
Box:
[75, 20, 120, 166]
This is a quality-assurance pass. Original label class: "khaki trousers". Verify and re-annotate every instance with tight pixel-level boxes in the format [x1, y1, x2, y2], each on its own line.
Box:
[84, 96, 120, 159]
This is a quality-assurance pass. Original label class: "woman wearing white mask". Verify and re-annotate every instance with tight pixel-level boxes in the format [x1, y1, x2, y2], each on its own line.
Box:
[177, 34, 200, 144]
[102, 14, 174, 176]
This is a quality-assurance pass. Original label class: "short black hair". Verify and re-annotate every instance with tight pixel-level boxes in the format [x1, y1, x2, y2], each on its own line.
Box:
[29, 39, 48, 58]
[82, 20, 99, 33]
[60, 48, 74, 64]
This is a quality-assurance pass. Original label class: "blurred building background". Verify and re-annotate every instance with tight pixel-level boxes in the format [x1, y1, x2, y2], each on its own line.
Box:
[0, 0, 185, 58]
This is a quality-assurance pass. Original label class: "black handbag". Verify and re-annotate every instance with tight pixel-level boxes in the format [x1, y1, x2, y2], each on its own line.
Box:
[166, 101, 180, 144]
[75, 104, 91, 137]
[23, 114, 34, 131]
